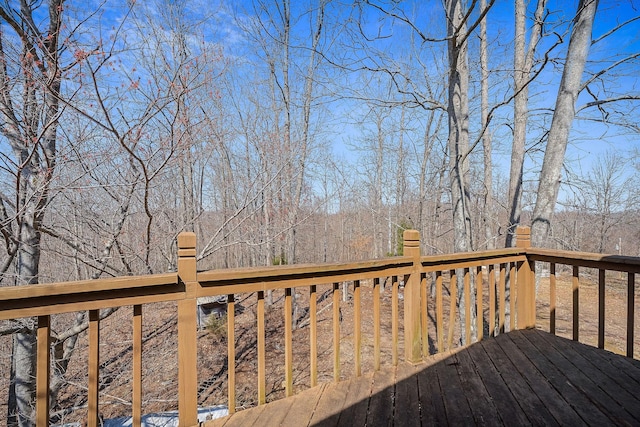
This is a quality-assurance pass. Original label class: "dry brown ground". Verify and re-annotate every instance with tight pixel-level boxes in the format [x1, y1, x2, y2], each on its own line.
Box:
[0, 269, 637, 425]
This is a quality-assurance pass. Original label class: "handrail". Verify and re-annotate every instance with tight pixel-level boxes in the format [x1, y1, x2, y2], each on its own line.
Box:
[196, 257, 413, 295]
[528, 247, 637, 359]
[1, 226, 638, 426]
[527, 248, 640, 272]
[0, 272, 179, 320]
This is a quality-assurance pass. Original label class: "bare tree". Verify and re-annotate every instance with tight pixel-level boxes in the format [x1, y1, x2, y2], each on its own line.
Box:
[479, 0, 494, 250]
[506, 0, 547, 248]
[531, 0, 598, 248]
[0, 1, 66, 423]
[569, 150, 638, 253]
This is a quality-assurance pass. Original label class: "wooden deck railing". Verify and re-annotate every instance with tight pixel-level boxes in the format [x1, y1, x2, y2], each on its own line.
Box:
[527, 247, 640, 357]
[0, 226, 638, 426]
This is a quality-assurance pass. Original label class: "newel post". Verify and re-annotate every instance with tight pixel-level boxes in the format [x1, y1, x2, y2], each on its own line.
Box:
[177, 232, 198, 426]
[516, 226, 536, 329]
[403, 230, 422, 363]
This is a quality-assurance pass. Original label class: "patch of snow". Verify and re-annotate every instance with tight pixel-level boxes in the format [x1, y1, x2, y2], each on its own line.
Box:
[88, 405, 228, 427]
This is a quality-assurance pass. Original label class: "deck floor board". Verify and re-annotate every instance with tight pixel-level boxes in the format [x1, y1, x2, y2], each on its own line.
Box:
[498, 332, 583, 425]
[467, 339, 530, 426]
[511, 329, 614, 425]
[454, 347, 502, 426]
[204, 329, 640, 426]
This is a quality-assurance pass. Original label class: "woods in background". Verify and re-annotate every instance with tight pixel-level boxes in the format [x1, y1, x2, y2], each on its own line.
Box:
[0, 0, 639, 424]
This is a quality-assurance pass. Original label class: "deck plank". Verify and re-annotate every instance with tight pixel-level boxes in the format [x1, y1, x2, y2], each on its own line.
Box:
[416, 353, 449, 426]
[592, 345, 640, 391]
[254, 394, 296, 427]
[513, 329, 613, 425]
[202, 330, 640, 427]
[335, 372, 374, 426]
[434, 353, 475, 425]
[215, 403, 266, 427]
[482, 333, 559, 425]
[498, 332, 584, 425]
[393, 363, 421, 427]
[534, 329, 640, 424]
[308, 377, 352, 426]
[279, 383, 327, 426]
[524, 329, 638, 425]
[466, 339, 530, 426]
[363, 364, 396, 427]
[454, 348, 502, 425]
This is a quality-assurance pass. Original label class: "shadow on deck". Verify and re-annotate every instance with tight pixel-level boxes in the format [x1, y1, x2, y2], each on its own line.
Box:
[205, 329, 640, 426]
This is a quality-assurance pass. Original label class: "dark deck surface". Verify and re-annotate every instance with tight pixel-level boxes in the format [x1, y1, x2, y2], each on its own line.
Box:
[205, 329, 640, 426]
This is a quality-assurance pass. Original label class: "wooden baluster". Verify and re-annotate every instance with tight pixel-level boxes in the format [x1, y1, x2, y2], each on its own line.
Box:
[392, 275, 399, 366]
[133, 305, 142, 426]
[36, 315, 50, 427]
[499, 264, 506, 334]
[373, 278, 381, 371]
[573, 266, 580, 341]
[257, 290, 266, 404]
[227, 294, 236, 413]
[354, 280, 361, 376]
[332, 283, 340, 382]
[285, 288, 293, 396]
[488, 264, 495, 337]
[88, 310, 100, 427]
[476, 266, 484, 342]
[310, 285, 318, 387]
[464, 268, 471, 345]
[421, 273, 428, 358]
[448, 269, 457, 350]
[436, 271, 443, 353]
[550, 263, 556, 335]
[598, 269, 605, 349]
[627, 273, 635, 358]
[510, 263, 517, 331]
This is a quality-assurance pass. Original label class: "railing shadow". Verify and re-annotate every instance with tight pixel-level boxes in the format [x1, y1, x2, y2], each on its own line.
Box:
[310, 329, 640, 426]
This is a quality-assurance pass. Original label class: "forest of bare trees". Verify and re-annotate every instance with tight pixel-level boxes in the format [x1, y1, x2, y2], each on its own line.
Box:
[1, 0, 639, 424]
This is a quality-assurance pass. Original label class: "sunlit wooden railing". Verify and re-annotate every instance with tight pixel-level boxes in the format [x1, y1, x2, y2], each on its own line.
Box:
[0, 226, 638, 426]
[527, 248, 640, 357]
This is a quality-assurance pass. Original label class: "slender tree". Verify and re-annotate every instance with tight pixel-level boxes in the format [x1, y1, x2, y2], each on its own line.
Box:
[531, 0, 598, 248]
[506, 0, 547, 248]
[0, 1, 64, 424]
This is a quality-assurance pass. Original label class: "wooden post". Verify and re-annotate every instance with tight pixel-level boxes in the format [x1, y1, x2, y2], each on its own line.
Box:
[516, 226, 535, 329]
[227, 294, 236, 413]
[133, 305, 143, 426]
[354, 280, 362, 376]
[88, 310, 100, 427]
[403, 230, 422, 363]
[332, 283, 341, 382]
[177, 232, 198, 426]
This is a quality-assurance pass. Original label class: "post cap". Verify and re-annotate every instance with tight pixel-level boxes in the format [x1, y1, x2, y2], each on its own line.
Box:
[403, 229, 420, 247]
[515, 226, 531, 248]
[177, 232, 197, 249]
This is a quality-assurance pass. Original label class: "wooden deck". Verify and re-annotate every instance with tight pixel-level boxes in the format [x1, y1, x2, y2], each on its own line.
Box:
[205, 329, 640, 426]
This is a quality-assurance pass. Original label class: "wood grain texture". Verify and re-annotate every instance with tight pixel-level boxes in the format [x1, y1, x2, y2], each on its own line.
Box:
[133, 305, 143, 426]
[36, 315, 50, 427]
[88, 310, 100, 427]
[203, 330, 640, 427]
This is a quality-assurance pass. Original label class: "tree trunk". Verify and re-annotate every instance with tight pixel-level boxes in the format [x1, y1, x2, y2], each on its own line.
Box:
[446, 0, 472, 255]
[445, 0, 475, 344]
[480, 0, 494, 251]
[506, 0, 547, 248]
[531, 0, 598, 248]
[0, 1, 63, 423]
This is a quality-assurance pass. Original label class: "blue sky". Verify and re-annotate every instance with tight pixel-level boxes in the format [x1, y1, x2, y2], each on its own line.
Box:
[3, 0, 637, 204]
